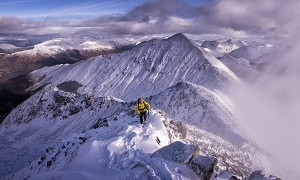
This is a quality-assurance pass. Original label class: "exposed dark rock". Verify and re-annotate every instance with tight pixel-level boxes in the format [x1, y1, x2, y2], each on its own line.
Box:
[41, 156, 46, 161]
[230, 176, 240, 180]
[46, 160, 52, 167]
[69, 105, 82, 115]
[155, 137, 161, 145]
[55, 150, 61, 157]
[79, 136, 89, 143]
[249, 170, 281, 180]
[91, 118, 109, 129]
[45, 147, 53, 153]
[52, 107, 62, 118]
[53, 92, 75, 106]
[37, 156, 46, 165]
[250, 170, 265, 179]
[150, 141, 219, 179]
[150, 141, 199, 164]
[83, 93, 94, 107]
[188, 155, 217, 180]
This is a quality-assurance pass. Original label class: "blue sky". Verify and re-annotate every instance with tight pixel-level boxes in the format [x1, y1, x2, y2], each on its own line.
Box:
[0, 0, 209, 20]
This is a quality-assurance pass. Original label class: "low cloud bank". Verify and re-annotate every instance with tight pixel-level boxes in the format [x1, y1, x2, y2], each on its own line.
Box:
[1, 0, 298, 39]
[228, 0, 300, 176]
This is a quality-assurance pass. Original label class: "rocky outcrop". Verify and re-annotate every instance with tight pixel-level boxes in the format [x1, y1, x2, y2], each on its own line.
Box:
[249, 170, 281, 180]
[151, 141, 217, 180]
[214, 170, 242, 180]
[189, 155, 217, 180]
[151, 141, 199, 164]
[90, 118, 109, 129]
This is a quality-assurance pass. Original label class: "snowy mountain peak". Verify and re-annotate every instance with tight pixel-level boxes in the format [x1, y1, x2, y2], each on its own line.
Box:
[168, 33, 191, 43]
[201, 39, 245, 58]
[27, 33, 238, 101]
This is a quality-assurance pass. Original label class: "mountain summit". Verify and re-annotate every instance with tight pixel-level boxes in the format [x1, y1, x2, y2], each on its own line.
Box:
[168, 33, 192, 43]
[28, 34, 238, 101]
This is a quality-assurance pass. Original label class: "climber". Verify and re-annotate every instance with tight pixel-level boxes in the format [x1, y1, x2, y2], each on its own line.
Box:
[136, 97, 151, 124]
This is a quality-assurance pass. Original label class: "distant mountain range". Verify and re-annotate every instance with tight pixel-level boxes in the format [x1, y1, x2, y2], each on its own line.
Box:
[0, 36, 138, 84]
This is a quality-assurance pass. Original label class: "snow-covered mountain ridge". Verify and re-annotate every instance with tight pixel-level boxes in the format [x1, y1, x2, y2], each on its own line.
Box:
[0, 84, 174, 179]
[0, 33, 294, 179]
[0, 36, 137, 84]
[1, 79, 287, 179]
[28, 33, 238, 101]
[201, 39, 245, 58]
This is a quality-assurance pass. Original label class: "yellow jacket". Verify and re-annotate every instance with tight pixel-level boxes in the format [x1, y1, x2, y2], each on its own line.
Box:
[136, 100, 150, 115]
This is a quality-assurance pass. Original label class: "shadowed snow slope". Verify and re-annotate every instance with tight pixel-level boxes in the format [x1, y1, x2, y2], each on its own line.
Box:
[28, 33, 238, 101]
[219, 54, 258, 78]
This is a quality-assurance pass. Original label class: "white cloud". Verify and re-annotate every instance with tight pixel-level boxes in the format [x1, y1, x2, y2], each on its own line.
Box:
[1, 0, 299, 39]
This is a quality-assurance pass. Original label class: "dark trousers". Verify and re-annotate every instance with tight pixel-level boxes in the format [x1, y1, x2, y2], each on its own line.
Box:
[140, 111, 147, 124]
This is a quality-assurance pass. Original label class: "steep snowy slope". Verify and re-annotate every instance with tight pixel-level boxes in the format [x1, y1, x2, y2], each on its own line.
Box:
[146, 82, 287, 177]
[148, 81, 247, 145]
[201, 39, 245, 58]
[224, 44, 288, 74]
[0, 82, 274, 180]
[219, 54, 258, 78]
[0, 84, 176, 179]
[1, 82, 292, 179]
[28, 33, 238, 101]
[229, 44, 284, 62]
[148, 82, 296, 178]
[1, 82, 229, 180]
